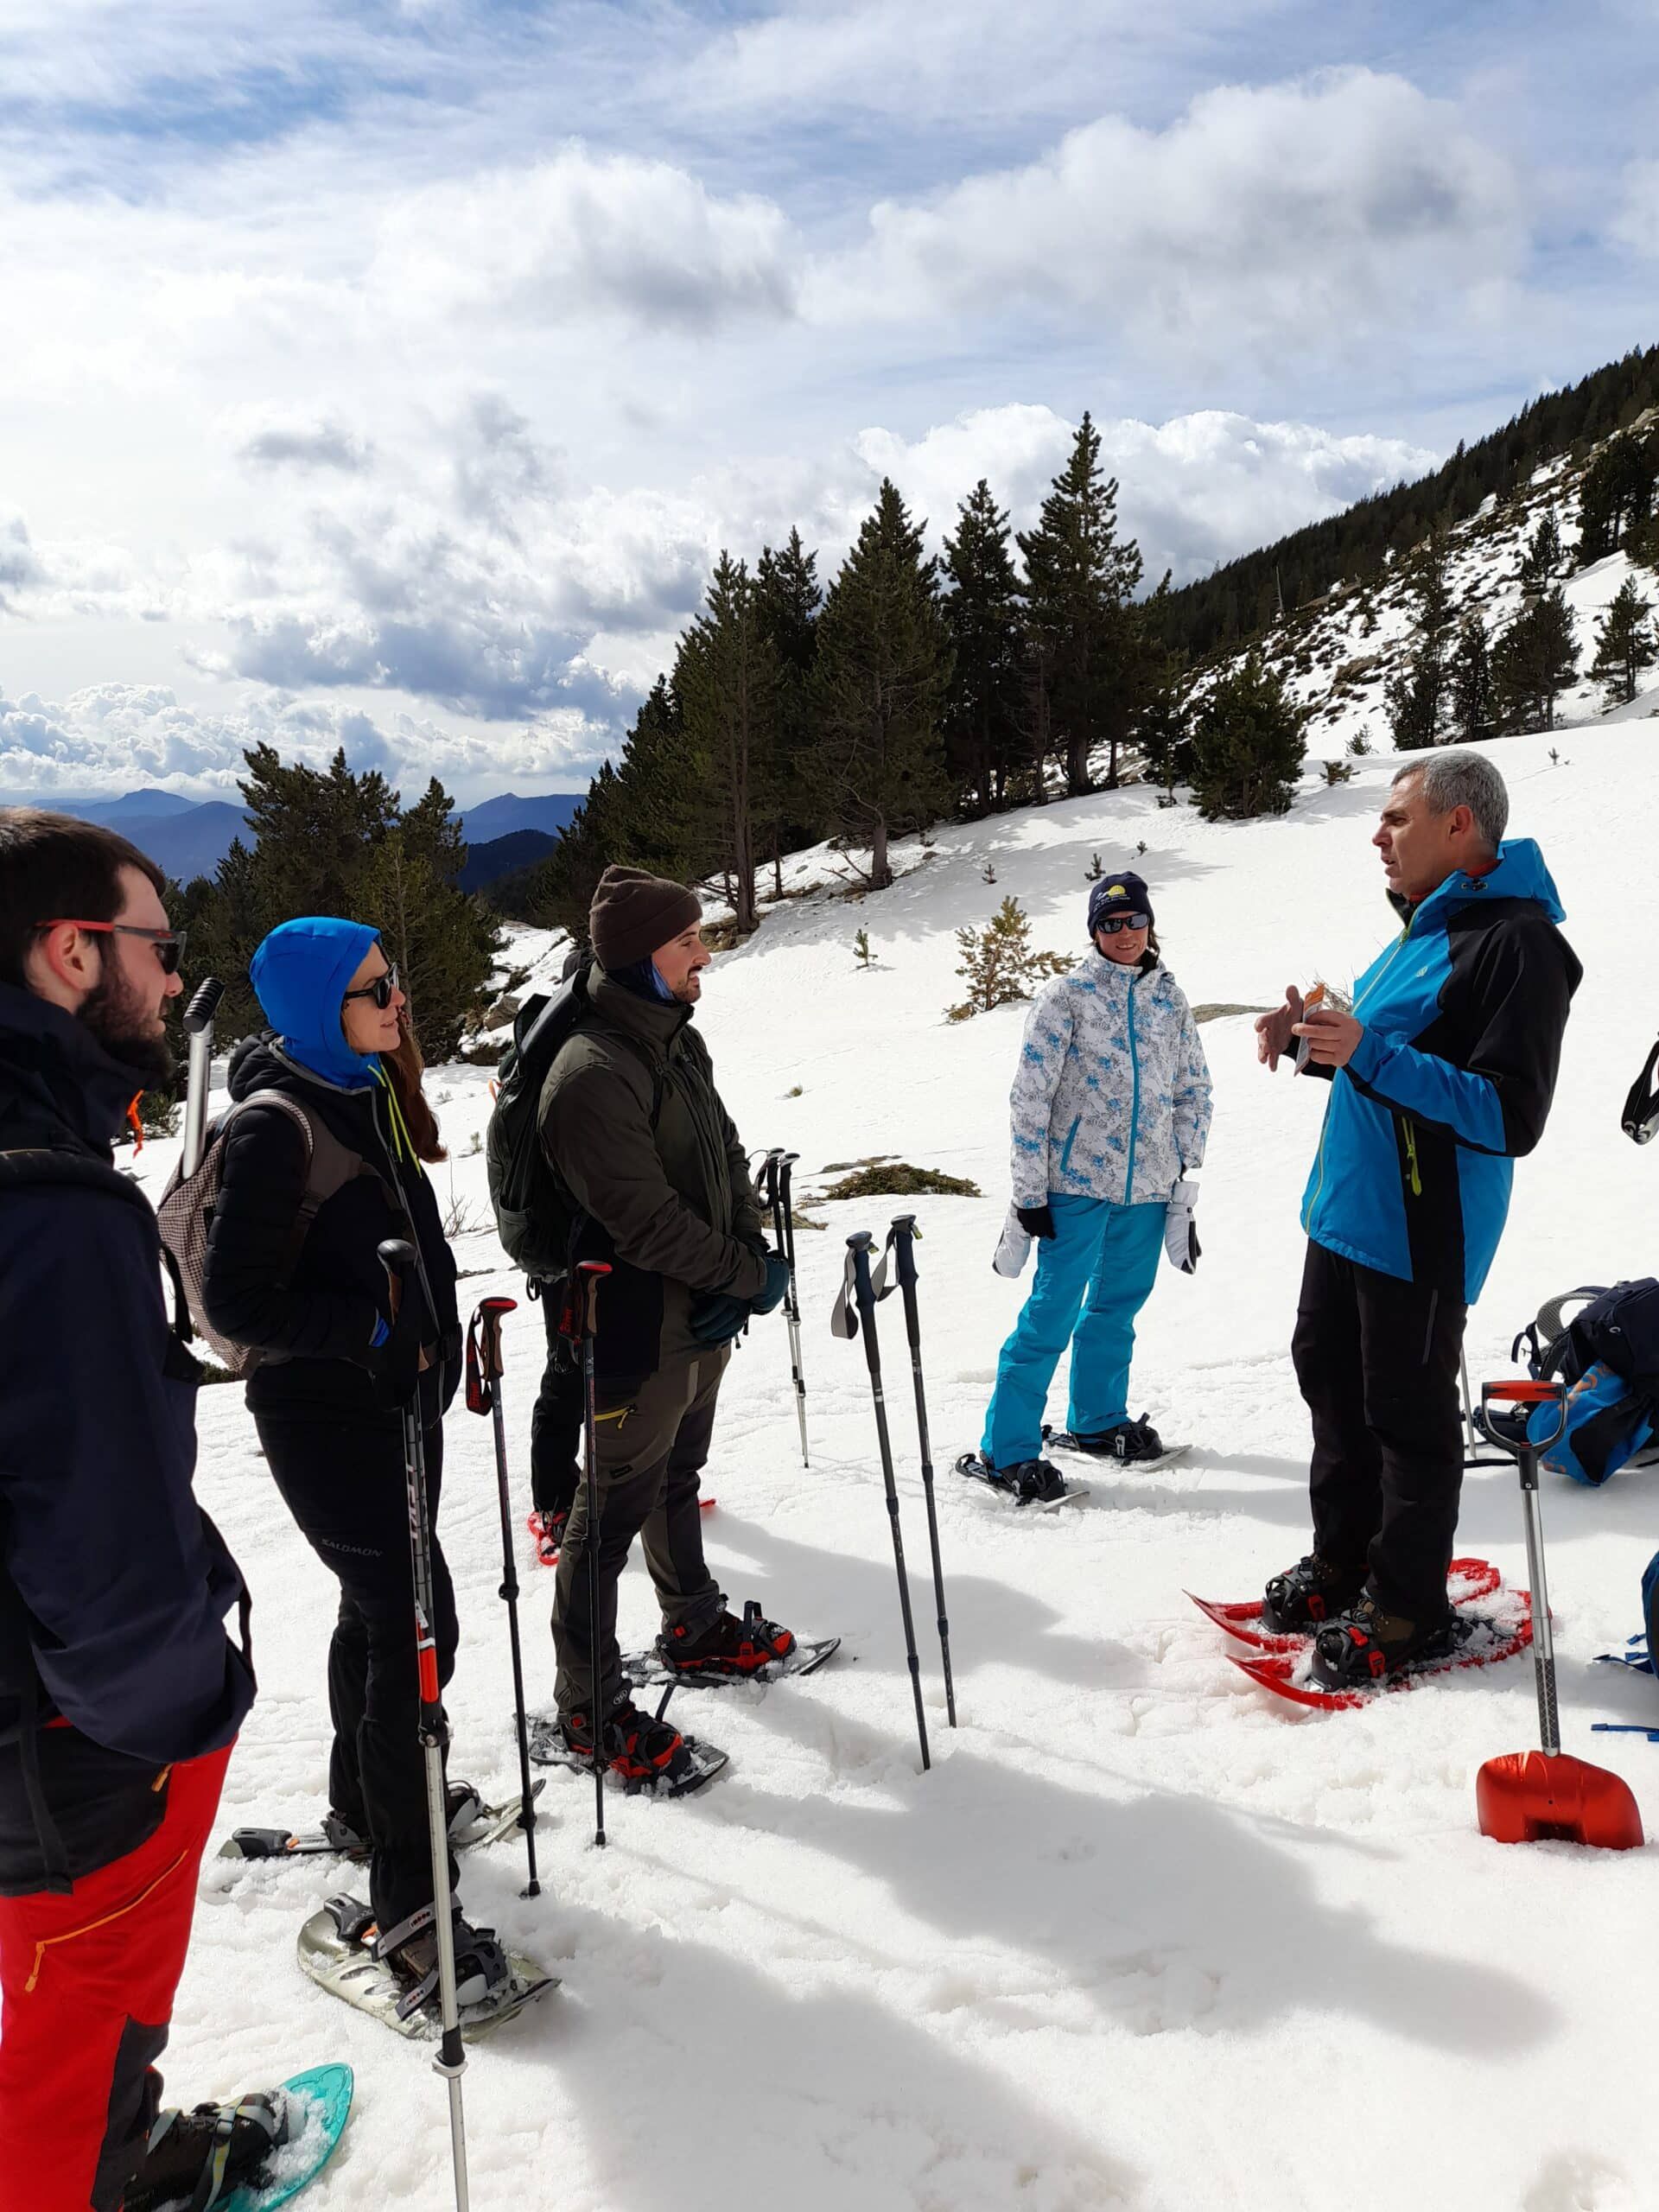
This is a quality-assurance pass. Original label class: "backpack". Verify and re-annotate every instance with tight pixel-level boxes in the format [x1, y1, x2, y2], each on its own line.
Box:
[485, 957, 662, 1282]
[156, 1093, 372, 1376]
[1512, 1280, 1659, 1485]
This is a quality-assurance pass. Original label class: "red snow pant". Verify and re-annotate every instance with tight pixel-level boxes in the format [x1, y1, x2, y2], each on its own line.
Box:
[0, 1740, 232, 2212]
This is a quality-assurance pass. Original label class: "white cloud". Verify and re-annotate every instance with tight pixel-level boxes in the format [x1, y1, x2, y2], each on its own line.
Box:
[235, 413, 375, 473]
[0, 681, 606, 804]
[809, 70, 1522, 361]
[368, 148, 798, 334]
[1612, 157, 1659, 255]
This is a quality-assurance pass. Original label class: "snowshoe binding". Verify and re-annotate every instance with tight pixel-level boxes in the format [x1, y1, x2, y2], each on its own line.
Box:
[1307, 1593, 1465, 1690]
[1260, 1552, 1367, 1635]
[373, 1898, 510, 2020]
[219, 1778, 541, 1864]
[299, 1896, 556, 2042]
[531, 1700, 728, 1796]
[1043, 1415, 1185, 1467]
[124, 2088, 292, 2211]
[954, 1450, 1084, 1509]
[660, 1601, 796, 1679]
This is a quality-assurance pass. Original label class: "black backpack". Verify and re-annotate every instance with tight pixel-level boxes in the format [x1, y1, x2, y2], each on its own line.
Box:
[485, 957, 662, 1282]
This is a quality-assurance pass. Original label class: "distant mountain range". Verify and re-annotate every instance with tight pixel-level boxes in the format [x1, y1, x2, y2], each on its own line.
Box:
[0, 786, 582, 889]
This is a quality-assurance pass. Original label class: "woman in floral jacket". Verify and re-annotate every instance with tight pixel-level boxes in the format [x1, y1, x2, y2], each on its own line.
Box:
[967, 872, 1212, 1503]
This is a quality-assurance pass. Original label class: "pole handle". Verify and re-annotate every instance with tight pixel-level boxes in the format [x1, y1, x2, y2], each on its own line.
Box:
[182, 976, 225, 1036]
[888, 1213, 920, 1292]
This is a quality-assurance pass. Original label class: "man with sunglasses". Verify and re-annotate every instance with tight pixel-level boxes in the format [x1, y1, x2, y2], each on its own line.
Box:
[0, 810, 274, 2212]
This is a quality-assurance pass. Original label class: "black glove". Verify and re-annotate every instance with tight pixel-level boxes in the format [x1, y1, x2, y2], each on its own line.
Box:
[688, 1289, 752, 1347]
[751, 1253, 790, 1316]
[372, 1286, 428, 1409]
[1016, 1205, 1057, 1240]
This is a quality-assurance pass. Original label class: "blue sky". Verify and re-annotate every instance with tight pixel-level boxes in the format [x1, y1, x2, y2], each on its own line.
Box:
[1, 0, 1654, 803]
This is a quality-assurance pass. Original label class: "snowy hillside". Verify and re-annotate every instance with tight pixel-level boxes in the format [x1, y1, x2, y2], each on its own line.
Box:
[124, 721, 1659, 2212]
[1185, 423, 1659, 760]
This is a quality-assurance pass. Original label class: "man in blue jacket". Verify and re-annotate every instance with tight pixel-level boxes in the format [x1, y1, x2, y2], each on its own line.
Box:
[1254, 753, 1580, 1688]
[0, 811, 270, 2212]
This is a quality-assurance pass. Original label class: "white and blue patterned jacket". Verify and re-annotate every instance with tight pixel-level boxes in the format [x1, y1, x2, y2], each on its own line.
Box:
[1009, 953, 1213, 1208]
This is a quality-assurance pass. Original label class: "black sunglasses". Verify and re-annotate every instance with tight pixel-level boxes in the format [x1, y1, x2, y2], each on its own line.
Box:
[342, 963, 400, 1011]
[1097, 912, 1151, 935]
[35, 919, 188, 975]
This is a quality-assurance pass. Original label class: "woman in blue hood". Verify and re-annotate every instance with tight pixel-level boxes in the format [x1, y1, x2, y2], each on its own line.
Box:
[200, 918, 507, 2011]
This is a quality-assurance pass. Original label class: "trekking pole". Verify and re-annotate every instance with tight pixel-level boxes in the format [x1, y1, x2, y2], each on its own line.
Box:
[465, 1297, 539, 1898]
[845, 1230, 930, 1771]
[572, 1260, 613, 1847]
[887, 1215, 956, 1727]
[180, 976, 224, 1179]
[378, 1238, 470, 2212]
[772, 1151, 810, 1466]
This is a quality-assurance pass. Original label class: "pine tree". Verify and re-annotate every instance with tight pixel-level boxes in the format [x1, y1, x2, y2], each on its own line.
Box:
[1017, 414, 1146, 797]
[805, 480, 951, 891]
[1590, 577, 1656, 706]
[754, 529, 821, 889]
[184, 752, 499, 1058]
[676, 552, 777, 935]
[1492, 586, 1580, 732]
[1578, 430, 1659, 564]
[1519, 508, 1563, 594]
[1189, 652, 1307, 821]
[941, 479, 1023, 817]
[1450, 611, 1497, 745]
[945, 896, 1069, 1020]
[1384, 525, 1454, 751]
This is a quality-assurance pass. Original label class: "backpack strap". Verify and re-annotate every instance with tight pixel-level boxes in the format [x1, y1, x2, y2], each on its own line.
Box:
[1624, 1037, 1659, 1146]
[226, 1091, 403, 1278]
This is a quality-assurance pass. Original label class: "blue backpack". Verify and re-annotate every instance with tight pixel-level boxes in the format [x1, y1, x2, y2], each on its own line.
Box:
[1513, 1281, 1659, 1486]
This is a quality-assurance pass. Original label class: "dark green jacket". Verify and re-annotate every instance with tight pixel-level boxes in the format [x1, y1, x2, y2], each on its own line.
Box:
[539, 974, 766, 1370]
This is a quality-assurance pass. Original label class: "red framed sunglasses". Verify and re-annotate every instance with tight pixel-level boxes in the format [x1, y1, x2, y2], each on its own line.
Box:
[35, 919, 188, 975]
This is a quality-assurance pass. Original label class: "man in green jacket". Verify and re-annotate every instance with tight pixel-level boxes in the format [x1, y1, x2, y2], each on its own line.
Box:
[540, 866, 792, 1788]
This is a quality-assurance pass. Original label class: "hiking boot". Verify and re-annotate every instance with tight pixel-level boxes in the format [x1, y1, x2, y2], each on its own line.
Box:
[1261, 1552, 1367, 1634]
[1066, 1415, 1166, 1463]
[658, 1600, 797, 1679]
[124, 2089, 290, 2211]
[375, 1901, 509, 2012]
[527, 1508, 566, 1566]
[1308, 1592, 1460, 1690]
[561, 1700, 700, 1789]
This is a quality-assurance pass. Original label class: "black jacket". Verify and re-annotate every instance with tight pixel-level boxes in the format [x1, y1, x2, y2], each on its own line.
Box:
[201, 1037, 461, 1421]
[0, 983, 256, 1892]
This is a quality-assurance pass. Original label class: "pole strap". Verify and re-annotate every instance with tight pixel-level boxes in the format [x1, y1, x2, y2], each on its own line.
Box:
[1624, 1036, 1659, 1146]
[464, 1311, 492, 1415]
[831, 1238, 893, 1339]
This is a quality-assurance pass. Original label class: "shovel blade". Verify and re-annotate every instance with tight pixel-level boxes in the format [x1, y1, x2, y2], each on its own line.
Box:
[1476, 1749, 1644, 1850]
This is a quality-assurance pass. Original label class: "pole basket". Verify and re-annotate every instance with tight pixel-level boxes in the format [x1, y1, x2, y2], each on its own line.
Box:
[1476, 1750, 1643, 1850]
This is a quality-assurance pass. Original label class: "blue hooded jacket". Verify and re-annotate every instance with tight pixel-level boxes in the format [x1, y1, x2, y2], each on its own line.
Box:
[1300, 838, 1580, 1305]
[251, 917, 384, 1090]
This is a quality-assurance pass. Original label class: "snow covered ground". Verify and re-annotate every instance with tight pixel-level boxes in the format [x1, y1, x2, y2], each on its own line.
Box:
[124, 716, 1659, 2212]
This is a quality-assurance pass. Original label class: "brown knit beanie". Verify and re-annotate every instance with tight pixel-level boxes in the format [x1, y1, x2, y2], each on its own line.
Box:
[589, 864, 702, 972]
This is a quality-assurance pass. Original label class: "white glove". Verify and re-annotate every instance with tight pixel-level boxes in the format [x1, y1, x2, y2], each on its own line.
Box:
[993, 1206, 1033, 1278]
[1164, 1178, 1200, 1274]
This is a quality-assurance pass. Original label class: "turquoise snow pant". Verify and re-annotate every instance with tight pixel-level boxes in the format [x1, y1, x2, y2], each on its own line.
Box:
[981, 1194, 1167, 1471]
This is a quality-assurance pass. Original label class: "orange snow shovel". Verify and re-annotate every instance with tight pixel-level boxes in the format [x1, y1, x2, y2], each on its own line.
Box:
[1475, 1379, 1644, 1851]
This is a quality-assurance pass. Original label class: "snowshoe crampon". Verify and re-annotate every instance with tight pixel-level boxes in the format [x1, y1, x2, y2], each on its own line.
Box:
[1189, 1558, 1502, 1655]
[953, 1450, 1086, 1510]
[297, 1895, 556, 2043]
[1230, 1579, 1534, 1711]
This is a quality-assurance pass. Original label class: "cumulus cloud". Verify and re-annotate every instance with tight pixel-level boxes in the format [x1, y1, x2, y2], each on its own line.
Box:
[0, 681, 607, 804]
[369, 147, 798, 334]
[808, 70, 1522, 360]
[236, 414, 375, 472]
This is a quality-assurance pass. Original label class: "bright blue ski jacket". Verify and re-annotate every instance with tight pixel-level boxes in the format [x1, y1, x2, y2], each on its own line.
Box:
[1300, 838, 1580, 1304]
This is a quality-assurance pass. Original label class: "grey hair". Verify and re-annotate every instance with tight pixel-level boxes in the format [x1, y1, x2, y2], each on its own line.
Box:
[1391, 749, 1509, 849]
